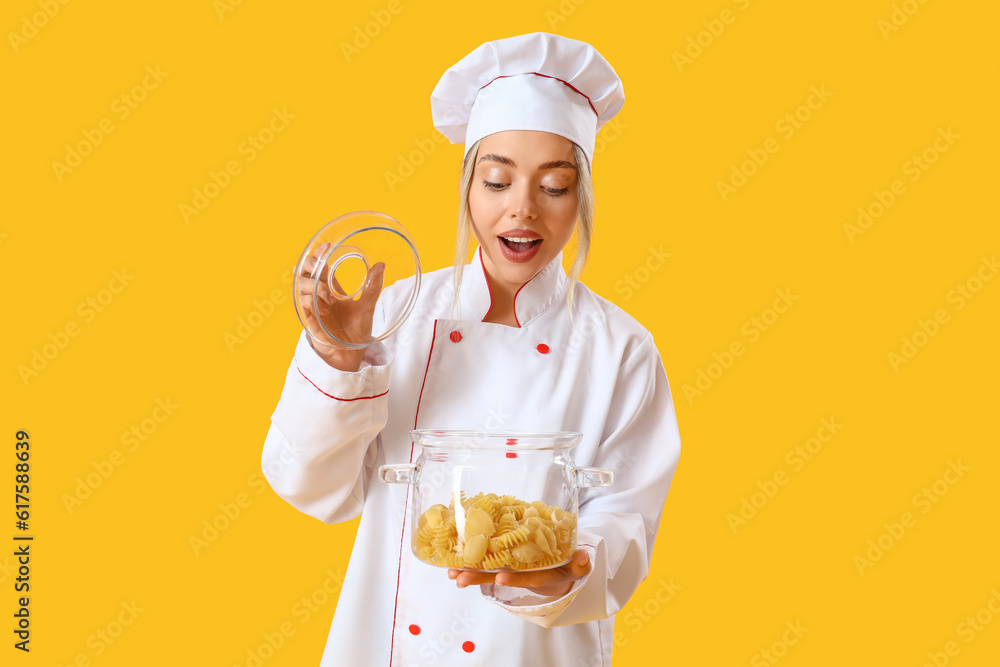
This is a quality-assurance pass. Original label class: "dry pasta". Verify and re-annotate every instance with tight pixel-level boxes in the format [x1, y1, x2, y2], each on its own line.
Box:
[413, 494, 577, 571]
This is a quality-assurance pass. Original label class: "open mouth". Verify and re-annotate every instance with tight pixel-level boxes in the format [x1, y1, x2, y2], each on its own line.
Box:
[499, 237, 542, 252]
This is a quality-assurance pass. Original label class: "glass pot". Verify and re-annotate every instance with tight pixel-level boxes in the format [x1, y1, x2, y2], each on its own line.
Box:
[379, 430, 613, 572]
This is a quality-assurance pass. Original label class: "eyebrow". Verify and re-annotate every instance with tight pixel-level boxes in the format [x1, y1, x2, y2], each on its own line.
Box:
[477, 154, 577, 172]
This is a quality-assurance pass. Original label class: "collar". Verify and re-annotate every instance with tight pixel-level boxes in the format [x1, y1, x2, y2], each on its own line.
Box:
[457, 244, 570, 327]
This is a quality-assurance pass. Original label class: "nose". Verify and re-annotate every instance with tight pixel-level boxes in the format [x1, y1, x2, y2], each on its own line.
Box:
[508, 182, 538, 222]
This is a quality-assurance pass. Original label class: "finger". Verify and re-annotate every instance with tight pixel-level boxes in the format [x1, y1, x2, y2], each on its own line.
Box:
[452, 570, 497, 588]
[300, 305, 328, 343]
[298, 277, 327, 304]
[494, 551, 590, 588]
[298, 276, 316, 297]
[328, 260, 349, 297]
[331, 271, 347, 298]
[455, 571, 495, 588]
[300, 287, 340, 342]
[365, 262, 386, 294]
[494, 569, 559, 588]
[311, 242, 331, 259]
[304, 244, 331, 281]
[301, 255, 319, 277]
[316, 280, 335, 304]
[359, 262, 385, 308]
[300, 277, 337, 306]
[300, 301, 331, 339]
[300, 302, 315, 326]
[566, 549, 591, 578]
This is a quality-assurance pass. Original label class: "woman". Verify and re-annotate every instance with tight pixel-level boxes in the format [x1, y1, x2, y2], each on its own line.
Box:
[262, 32, 682, 666]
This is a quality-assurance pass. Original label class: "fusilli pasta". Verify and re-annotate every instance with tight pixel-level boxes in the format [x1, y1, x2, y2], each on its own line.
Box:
[412, 493, 576, 571]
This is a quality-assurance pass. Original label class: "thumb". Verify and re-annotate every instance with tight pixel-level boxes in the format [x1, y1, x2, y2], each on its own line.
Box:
[570, 549, 591, 577]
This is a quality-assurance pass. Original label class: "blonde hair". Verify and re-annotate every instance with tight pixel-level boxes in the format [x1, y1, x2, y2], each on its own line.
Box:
[451, 138, 594, 326]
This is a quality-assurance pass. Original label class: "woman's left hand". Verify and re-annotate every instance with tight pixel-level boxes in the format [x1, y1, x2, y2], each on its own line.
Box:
[448, 549, 591, 597]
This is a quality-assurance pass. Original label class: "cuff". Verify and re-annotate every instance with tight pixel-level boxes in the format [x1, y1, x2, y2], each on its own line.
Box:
[293, 330, 392, 401]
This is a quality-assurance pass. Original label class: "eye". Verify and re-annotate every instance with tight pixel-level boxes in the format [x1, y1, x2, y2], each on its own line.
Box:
[481, 180, 570, 196]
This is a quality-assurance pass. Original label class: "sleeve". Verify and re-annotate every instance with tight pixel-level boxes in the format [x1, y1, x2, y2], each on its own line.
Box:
[260, 293, 394, 524]
[478, 333, 682, 627]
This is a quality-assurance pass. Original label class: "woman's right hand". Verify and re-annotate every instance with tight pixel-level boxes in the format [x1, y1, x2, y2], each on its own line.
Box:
[298, 242, 385, 372]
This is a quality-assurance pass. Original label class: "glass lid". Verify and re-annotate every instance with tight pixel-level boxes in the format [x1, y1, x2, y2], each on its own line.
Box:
[293, 211, 420, 349]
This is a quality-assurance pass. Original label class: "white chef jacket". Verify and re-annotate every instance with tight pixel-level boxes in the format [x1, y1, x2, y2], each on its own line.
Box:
[261, 244, 682, 667]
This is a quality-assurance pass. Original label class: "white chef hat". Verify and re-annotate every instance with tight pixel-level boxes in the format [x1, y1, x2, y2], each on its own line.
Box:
[430, 32, 624, 168]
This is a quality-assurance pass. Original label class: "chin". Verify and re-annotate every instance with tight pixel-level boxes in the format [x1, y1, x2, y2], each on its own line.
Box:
[506, 257, 547, 281]
[502, 266, 536, 282]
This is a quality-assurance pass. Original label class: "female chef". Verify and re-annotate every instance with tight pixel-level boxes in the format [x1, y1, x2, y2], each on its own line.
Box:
[262, 32, 682, 667]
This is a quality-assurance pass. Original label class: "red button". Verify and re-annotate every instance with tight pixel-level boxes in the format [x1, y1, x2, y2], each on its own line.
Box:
[450, 331, 462, 343]
[409, 624, 420, 635]
[462, 641, 475, 653]
[536, 344, 549, 354]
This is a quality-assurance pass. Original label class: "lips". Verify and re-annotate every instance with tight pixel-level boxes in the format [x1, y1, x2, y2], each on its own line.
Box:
[496, 234, 543, 263]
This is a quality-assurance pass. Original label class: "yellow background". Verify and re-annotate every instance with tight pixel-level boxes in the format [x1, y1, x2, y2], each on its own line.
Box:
[3, 0, 998, 664]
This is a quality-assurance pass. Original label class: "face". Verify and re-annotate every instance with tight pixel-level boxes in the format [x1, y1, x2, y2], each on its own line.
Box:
[468, 130, 580, 297]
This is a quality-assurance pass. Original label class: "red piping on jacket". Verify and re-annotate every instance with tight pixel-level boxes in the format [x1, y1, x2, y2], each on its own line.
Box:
[478, 246, 544, 329]
[296, 365, 388, 401]
[389, 319, 438, 666]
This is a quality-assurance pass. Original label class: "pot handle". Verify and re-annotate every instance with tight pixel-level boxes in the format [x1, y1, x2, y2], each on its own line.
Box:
[575, 467, 614, 488]
[378, 464, 418, 485]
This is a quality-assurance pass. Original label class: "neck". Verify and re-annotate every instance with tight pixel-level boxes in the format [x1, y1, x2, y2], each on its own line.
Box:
[482, 272, 520, 326]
